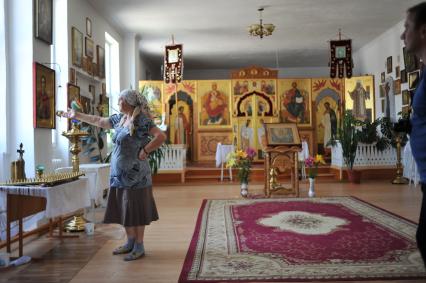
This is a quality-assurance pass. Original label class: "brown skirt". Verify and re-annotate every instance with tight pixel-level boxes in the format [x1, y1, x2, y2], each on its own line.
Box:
[104, 186, 159, 227]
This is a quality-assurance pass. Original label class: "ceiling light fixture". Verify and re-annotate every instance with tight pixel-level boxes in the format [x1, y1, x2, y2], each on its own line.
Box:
[248, 8, 275, 39]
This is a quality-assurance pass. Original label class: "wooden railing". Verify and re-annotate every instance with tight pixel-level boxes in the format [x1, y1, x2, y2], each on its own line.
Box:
[158, 144, 187, 183]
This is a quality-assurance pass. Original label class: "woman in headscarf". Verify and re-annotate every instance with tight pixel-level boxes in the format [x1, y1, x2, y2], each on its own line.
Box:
[61, 89, 166, 261]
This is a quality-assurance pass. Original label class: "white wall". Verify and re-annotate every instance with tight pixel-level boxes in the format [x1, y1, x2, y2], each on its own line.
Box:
[2, 0, 128, 174]
[59, 0, 125, 165]
[67, 0, 124, 100]
[183, 66, 329, 80]
[278, 66, 330, 78]
[51, 0, 69, 170]
[121, 32, 143, 89]
[33, 2, 55, 172]
[353, 19, 407, 121]
[134, 35, 141, 83]
[0, 0, 7, 181]
[184, 69, 231, 80]
[139, 53, 157, 81]
[5, 0, 35, 178]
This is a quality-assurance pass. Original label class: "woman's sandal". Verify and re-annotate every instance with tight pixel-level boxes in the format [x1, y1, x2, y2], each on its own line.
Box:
[124, 250, 145, 261]
[112, 245, 133, 255]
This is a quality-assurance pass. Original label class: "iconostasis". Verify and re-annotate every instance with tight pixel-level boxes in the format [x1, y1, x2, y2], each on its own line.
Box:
[140, 66, 374, 162]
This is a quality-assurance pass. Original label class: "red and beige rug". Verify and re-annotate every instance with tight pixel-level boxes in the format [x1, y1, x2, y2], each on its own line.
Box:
[179, 197, 426, 282]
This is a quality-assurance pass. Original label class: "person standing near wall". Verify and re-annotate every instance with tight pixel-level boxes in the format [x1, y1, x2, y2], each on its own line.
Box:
[61, 89, 166, 261]
[401, 1, 426, 267]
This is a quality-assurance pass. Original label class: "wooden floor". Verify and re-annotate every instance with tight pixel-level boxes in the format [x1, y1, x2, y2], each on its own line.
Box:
[1, 180, 425, 283]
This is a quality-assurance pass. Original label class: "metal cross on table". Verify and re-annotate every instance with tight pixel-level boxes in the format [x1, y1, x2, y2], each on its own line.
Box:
[17, 143, 25, 159]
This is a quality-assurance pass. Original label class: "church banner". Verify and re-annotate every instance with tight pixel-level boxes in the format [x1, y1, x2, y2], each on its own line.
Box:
[330, 39, 353, 78]
[164, 44, 183, 84]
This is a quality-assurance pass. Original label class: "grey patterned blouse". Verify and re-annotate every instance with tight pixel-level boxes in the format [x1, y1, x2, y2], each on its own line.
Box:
[109, 113, 155, 189]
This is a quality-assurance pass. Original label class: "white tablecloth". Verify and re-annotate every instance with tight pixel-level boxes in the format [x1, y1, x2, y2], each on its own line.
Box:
[0, 178, 90, 219]
[56, 163, 110, 205]
[298, 141, 310, 161]
[215, 143, 235, 168]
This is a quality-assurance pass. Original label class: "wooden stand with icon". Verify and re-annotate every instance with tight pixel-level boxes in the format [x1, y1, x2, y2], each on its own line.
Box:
[264, 123, 302, 197]
[264, 145, 302, 197]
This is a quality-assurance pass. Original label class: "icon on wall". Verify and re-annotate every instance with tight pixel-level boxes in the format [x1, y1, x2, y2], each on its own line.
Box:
[35, 0, 53, 44]
[34, 63, 55, 128]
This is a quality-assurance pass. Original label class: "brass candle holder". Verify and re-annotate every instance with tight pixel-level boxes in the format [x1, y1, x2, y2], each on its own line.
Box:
[56, 111, 90, 232]
[56, 111, 89, 173]
[392, 133, 409, 185]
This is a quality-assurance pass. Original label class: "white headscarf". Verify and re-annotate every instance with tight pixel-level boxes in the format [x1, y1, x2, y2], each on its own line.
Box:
[118, 89, 152, 136]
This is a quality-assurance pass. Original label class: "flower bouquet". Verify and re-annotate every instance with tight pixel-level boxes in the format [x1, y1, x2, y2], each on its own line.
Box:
[226, 147, 256, 196]
[304, 154, 326, 197]
[305, 154, 326, 179]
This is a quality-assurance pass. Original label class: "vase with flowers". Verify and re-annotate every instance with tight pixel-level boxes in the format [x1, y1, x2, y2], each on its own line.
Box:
[226, 147, 256, 197]
[304, 154, 326, 197]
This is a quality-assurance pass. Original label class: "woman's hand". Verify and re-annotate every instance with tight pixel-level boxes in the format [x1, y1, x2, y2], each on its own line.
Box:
[138, 148, 148, 160]
[60, 108, 77, 119]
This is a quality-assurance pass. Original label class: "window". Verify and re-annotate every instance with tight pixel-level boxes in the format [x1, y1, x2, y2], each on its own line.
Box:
[105, 32, 119, 149]
[105, 32, 120, 115]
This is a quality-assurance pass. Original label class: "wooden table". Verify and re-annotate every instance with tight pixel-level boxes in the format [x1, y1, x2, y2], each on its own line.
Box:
[0, 178, 90, 257]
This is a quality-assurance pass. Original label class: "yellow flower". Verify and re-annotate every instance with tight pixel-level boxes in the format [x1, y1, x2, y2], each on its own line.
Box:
[226, 152, 237, 168]
[315, 154, 326, 164]
[236, 150, 247, 158]
[226, 158, 236, 168]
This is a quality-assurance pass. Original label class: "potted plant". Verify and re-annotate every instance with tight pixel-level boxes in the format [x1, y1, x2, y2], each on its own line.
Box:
[380, 112, 411, 184]
[334, 111, 361, 183]
[146, 138, 168, 175]
[380, 113, 410, 148]
[356, 118, 390, 151]
[226, 147, 256, 197]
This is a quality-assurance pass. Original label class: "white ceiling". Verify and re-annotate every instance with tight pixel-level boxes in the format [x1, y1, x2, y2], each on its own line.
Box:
[87, 0, 422, 70]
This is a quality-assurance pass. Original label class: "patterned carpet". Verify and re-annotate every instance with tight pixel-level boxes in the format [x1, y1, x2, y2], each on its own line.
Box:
[179, 197, 426, 282]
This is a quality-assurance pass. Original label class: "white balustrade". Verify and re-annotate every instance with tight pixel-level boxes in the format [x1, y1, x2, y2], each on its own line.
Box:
[354, 143, 397, 167]
[331, 141, 398, 179]
[158, 144, 187, 183]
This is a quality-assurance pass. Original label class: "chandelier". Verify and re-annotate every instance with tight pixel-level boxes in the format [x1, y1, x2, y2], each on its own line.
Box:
[248, 8, 275, 39]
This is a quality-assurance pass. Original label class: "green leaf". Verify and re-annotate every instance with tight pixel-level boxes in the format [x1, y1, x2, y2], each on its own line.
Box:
[147, 140, 168, 175]
[97, 134, 104, 150]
